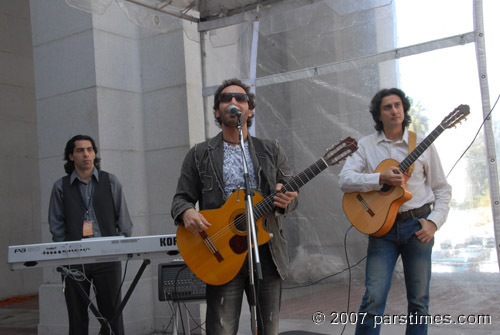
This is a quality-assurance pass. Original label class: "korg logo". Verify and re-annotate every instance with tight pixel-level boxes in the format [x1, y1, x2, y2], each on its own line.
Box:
[14, 248, 26, 253]
[160, 236, 176, 247]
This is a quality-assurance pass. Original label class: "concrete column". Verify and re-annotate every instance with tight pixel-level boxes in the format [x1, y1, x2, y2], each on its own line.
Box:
[30, 0, 148, 333]
[30, 0, 204, 333]
[0, 0, 42, 299]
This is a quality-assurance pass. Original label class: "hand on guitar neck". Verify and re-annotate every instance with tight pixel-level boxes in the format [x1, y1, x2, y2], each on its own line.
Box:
[273, 183, 298, 209]
[342, 104, 467, 237]
[176, 137, 358, 285]
[379, 166, 405, 187]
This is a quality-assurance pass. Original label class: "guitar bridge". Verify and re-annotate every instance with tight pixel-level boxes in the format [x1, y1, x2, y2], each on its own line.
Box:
[199, 231, 224, 262]
[356, 194, 375, 217]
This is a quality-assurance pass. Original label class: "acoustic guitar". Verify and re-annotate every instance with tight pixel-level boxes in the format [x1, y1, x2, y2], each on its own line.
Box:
[176, 137, 358, 285]
[342, 104, 470, 237]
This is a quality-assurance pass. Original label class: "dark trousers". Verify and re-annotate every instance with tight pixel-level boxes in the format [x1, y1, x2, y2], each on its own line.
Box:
[205, 244, 282, 335]
[63, 262, 124, 335]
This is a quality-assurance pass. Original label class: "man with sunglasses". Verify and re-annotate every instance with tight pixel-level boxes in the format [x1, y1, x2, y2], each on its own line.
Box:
[172, 78, 298, 335]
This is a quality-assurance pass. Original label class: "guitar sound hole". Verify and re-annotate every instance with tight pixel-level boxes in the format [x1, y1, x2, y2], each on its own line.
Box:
[380, 184, 392, 192]
[233, 214, 247, 233]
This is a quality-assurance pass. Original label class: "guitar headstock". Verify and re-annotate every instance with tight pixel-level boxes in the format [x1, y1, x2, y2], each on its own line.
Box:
[441, 104, 470, 129]
[323, 136, 358, 166]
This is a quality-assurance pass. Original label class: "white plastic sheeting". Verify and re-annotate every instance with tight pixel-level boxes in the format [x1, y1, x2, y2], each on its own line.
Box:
[200, 0, 499, 285]
[197, 2, 500, 332]
[226, 2, 500, 332]
[63, 0, 500, 332]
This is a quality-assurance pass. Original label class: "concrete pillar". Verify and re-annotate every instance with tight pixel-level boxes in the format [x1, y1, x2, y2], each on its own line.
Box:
[0, 0, 42, 300]
[30, 0, 204, 333]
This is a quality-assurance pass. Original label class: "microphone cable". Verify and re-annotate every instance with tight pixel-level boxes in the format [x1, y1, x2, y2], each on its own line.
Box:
[446, 93, 500, 178]
[283, 225, 366, 335]
[339, 225, 355, 335]
[283, 226, 366, 291]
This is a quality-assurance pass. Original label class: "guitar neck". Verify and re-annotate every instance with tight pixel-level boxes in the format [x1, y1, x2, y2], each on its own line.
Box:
[253, 158, 329, 220]
[399, 125, 445, 172]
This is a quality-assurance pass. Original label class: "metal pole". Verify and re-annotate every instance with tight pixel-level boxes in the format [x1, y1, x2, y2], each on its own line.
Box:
[473, 0, 500, 270]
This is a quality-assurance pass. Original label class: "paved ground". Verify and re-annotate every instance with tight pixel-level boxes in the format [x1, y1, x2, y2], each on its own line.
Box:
[1, 272, 498, 334]
[0, 296, 38, 335]
[246, 271, 500, 335]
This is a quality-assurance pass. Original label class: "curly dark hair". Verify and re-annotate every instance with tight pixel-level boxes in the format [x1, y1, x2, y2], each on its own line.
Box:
[369, 88, 412, 132]
[63, 135, 101, 174]
[213, 78, 256, 128]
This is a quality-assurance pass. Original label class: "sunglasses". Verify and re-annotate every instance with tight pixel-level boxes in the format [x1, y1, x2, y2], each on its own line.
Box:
[220, 93, 249, 103]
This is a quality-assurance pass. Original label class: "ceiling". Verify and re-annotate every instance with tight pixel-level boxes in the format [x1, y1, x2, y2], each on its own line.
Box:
[65, 0, 392, 33]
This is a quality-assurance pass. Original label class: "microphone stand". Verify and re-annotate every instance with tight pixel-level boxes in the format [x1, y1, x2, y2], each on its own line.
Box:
[236, 113, 262, 335]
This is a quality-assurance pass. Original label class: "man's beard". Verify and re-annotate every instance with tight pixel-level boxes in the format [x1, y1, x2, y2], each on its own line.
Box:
[220, 113, 239, 128]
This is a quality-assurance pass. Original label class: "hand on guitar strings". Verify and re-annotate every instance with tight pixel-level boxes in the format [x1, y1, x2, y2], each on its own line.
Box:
[273, 183, 298, 209]
[415, 218, 437, 243]
[182, 208, 211, 234]
[379, 166, 405, 186]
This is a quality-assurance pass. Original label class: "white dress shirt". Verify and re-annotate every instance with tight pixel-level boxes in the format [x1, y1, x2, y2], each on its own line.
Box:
[338, 128, 452, 229]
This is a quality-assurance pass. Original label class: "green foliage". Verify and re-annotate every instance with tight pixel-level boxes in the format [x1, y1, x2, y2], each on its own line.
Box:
[407, 98, 498, 209]
[464, 134, 491, 207]
[408, 98, 429, 134]
[407, 98, 490, 208]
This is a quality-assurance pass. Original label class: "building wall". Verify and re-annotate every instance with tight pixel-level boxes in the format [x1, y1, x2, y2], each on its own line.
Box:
[0, 0, 42, 299]
[2, 0, 394, 333]
[27, 0, 204, 333]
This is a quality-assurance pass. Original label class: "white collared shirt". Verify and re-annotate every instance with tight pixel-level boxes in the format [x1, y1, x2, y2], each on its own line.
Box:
[338, 128, 452, 229]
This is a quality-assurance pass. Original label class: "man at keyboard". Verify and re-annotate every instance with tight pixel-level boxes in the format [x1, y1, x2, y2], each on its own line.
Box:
[48, 134, 133, 335]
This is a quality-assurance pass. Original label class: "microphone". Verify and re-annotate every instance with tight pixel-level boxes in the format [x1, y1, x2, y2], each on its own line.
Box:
[226, 104, 241, 116]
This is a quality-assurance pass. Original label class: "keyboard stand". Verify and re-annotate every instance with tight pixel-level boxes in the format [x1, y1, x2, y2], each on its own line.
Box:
[172, 301, 193, 335]
[111, 259, 151, 323]
[58, 259, 152, 329]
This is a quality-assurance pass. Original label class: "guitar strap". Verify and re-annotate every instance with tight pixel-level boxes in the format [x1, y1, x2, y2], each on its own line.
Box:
[407, 130, 417, 176]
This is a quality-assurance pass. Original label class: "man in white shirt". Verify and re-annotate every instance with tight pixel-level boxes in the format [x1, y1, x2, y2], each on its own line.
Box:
[338, 88, 452, 335]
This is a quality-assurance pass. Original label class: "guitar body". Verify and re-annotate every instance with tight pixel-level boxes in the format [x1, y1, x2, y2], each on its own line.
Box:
[176, 137, 359, 285]
[342, 159, 412, 236]
[176, 190, 270, 286]
[341, 104, 470, 236]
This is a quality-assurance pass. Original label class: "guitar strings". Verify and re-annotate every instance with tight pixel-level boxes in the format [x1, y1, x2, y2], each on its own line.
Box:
[204, 188, 291, 247]
[205, 143, 352, 245]
[206, 195, 274, 243]
[278, 95, 500, 333]
[206, 95, 500, 249]
[204, 163, 312, 244]
[207, 142, 353, 243]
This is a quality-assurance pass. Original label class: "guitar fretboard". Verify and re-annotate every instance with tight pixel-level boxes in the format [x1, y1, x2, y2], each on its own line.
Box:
[253, 158, 329, 219]
[399, 125, 445, 172]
